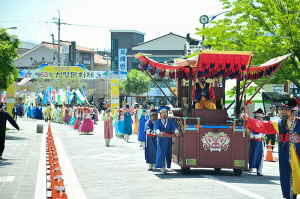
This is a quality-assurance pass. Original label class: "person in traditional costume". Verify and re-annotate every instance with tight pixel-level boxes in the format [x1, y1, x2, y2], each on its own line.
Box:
[27, 104, 32, 118]
[78, 108, 94, 134]
[74, 107, 82, 130]
[138, 109, 149, 148]
[59, 105, 65, 124]
[69, 108, 78, 128]
[249, 108, 265, 176]
[242, 96, 300, 199]
[193, 76, 216, 109]
[43, 104, 47, 122]
[78, 105, 86, 128]
[145, 108, 158, 171]
[64, 105, 71, 125]
[45, 103, 53, 123]
[92, 105, 99, 125]
[116, 109, 124, 138]
[53, 105, 58, 123]
[123, 102, 135, 142]
[154, 106, 180, 174]
[102, 108, 118, 146]
[37, 104, 43, 119]
[132, 109, 139, 134]
[33, 105, 37, 119]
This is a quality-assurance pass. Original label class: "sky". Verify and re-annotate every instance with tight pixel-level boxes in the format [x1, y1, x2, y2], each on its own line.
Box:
[0, 0, 226, 50]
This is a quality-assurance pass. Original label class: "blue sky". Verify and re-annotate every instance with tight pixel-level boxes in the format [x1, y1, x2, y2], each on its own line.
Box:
[0, 0, 225, 50]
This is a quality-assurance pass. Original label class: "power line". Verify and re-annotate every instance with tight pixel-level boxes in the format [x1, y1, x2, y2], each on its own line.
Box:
[0, 20, 195, 32]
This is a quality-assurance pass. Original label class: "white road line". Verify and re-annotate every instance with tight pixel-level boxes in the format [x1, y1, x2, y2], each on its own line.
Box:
[34, 127, 47, 199]
[54, 136, 87, 199]
[202, 175, 267, 199]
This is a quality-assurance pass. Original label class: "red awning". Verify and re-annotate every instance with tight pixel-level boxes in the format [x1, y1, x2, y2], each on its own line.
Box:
[134, 51, 290, 80]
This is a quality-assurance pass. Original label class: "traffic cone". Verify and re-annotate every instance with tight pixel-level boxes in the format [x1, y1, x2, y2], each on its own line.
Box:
[57, 179, 65, 191]
[265, 141, 275, 162]
[61, 192, 68, 199]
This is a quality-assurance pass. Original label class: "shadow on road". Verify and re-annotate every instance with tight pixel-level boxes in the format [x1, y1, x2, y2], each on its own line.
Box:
[153, 168, 280, 185]
[0, 159, 14, 167]
[5, 134, 27, 141]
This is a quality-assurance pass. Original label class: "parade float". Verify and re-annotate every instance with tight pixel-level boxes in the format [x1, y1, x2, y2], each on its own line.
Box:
[135, 51, 291, 175]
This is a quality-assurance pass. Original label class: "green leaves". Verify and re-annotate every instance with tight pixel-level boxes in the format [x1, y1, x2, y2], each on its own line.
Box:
[0, 27, 20, 89]
[120, 69, 151, 96]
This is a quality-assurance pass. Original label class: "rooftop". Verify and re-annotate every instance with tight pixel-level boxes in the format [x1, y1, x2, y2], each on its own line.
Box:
[109, 29, 146, 35]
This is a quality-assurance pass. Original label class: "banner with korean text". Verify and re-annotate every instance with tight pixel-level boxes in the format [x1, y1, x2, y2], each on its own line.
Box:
[110, 79, 119, 115]
[118, 49, 127, 72]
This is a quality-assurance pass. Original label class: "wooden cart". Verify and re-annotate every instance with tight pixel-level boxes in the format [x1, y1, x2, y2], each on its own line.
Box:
[135, 51, 291, 175]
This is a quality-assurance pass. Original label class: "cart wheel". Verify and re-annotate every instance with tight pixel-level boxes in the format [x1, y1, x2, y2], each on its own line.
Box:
[181, 167, 190, 174]
[214, 168, 221, 172]
[233, 169, 243, 176]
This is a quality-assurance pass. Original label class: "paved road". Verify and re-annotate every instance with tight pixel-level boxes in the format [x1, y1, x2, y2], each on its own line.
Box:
[0, 117, 283, 199]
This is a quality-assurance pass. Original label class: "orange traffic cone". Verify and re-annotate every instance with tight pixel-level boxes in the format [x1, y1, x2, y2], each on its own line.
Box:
[61, 192, 68, 199]
[265, 141, 275, 162]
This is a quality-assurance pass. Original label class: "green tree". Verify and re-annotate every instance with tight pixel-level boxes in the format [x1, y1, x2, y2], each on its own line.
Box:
[0, 27, 20, 89]
[225, 80, 260, 97]
[196, 0, 300, 88]
[120, 69, 151, 96]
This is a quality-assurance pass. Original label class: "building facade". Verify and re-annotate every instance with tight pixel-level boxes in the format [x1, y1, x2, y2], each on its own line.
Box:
[14, 41, 109, 104]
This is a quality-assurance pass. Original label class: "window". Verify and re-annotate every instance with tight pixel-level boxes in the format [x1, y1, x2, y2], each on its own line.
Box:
[111, 39, 118, 71]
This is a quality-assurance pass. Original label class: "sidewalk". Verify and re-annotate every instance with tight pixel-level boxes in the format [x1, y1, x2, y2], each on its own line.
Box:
[0, 118, 43, 199]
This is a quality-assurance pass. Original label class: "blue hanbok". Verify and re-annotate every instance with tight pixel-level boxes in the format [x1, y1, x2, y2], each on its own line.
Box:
[27, 106, 31, 118]
[145, 120, 157, 164]
[249, 131, 264, 170]
[33, 107, 37, 118]
[124, 112, 132, 136]
[154, 118, 178, 169]
[138, 114, 149, 142]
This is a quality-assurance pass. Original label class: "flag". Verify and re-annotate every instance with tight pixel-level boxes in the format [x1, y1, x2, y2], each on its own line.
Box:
[57, 95, 61, 105]
[67, 86, 71, 103]
[17, 78, 32, 86]
[81, 84, 86, 97]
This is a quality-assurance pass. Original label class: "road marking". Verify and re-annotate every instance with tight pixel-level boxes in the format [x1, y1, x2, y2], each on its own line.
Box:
[54, 137, 87, 199]
[90, 153, 129, 161]
[202, 175, 267, 199]
[0, 176, 15, 182]
[34, 128, 47, 199]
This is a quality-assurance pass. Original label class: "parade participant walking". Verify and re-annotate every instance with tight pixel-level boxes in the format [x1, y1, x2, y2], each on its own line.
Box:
[79, 108, 94, 134]
[12, 104, 18, 121]
[59, 105, 65, 124]
[193, 76, 216, 109]
[132, 109, 139, 134]
[265, 105, 276, 150]
[154, 106, 180, 174]
[92, 105, 99, 125]
[69, 108, 78, 128]
[0, 103, 20, 159]
[249, 108, 265, 176]
[145, 109, 158, 171]
[64, 105, 71, 125]
[123, 102, 135, 142]
[138, 109, 149, 148]
[44, 103, 52, 122]
[74, 107, 82, 130]
[115, 109, 124, 138]
[102, 108, 118, 146]
[242, 97, 300, 199]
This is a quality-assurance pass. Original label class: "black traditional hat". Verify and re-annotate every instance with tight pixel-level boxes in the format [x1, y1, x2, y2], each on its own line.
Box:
[274, 95, 300, 111]
[125, 104, 129, 109]
[149, 108, 157, 115]
[253, 108, 265, 117]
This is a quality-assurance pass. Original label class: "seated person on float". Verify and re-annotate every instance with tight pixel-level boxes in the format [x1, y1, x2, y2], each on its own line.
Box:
[193, 76, 216, 109]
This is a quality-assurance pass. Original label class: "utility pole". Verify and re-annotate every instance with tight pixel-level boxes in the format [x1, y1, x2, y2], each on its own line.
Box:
[57, 10, 61, 66]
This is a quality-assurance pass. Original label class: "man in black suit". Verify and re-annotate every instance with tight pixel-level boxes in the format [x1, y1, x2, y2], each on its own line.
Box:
[0, 102, 20, 159]
[12, 104, 18, 121]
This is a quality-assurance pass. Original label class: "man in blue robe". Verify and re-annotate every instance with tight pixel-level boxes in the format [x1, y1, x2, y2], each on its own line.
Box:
[154, 106, 180, 174]
[33, 106, 37, 119]
[138, 109, 149, 148]
[145, 109, 158, 171]
[242, 97, 300, 199]
[249, 108, 265, 176]
[123, 102, 135, 142]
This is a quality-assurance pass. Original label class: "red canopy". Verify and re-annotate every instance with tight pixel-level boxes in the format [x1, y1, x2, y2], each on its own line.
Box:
[134, 51, 290, 80]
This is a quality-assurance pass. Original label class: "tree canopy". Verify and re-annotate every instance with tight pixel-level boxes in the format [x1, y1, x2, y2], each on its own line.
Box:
[196, 0, 300, 88]
[120, 69, 151, 96]
[0, 27, 20, 90]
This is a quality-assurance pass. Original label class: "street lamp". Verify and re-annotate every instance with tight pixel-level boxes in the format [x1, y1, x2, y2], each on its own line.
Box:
[199, 10, 231, 49]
